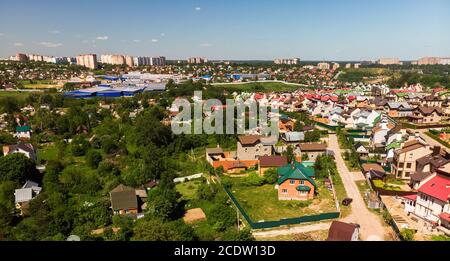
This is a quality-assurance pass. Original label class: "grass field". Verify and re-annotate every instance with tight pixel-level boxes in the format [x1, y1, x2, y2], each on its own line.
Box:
[212, 81, 304, 92]
[0, 91, 34, 101]
[176, 180, 203, 200]
[230, 178, 337, 222]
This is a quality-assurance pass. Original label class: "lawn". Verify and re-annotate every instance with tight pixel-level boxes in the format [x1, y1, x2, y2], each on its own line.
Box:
[331, 173, 350, 217]
[176, 179, 203, 201]
[212, 82, 303, 92]
[230, 178, 337, 222]
[372, 179, 403, 191]
[37, 145, 58, 162]
[0, 91, 33, 101]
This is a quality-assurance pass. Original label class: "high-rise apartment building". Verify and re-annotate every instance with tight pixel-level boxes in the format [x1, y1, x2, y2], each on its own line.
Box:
[125, 56, 134, 67]
[76, 54, 98, 69]
[377, 58, 402, 65]
[417, 57, 441, 65]
[16, 53, 29, 62]
[317, 62, 330, 70]
[274, 58, 300, 65]
[187, 57, 207, 64]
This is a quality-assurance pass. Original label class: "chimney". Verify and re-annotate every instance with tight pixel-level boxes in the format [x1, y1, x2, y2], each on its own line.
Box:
[432, 146, 441, 156]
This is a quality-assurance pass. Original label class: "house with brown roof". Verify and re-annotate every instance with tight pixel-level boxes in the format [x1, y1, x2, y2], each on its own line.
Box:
[409, 106, 445, 124]
[2, 141, 36, 161]
[392, 140, 431, 180]
[423, 95, 443, 107]
[361, 163, 386, 180]
[298, 143, 327, 161]
[109, 184, 138, 216]
[205, 146, 225, 165]
[236, 135, 274, 160]
[327, 221, 360, 241]
[258, 155, 288, 175]
[410, 146, 450, 190]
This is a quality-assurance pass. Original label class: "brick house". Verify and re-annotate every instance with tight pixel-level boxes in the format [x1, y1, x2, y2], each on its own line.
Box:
[409, 106, 444, 124]
[277, 161, 316, 201]
[110, 184, 138, 216]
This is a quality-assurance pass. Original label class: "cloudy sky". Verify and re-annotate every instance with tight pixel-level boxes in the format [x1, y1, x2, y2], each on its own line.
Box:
[0, 0, 449, 60]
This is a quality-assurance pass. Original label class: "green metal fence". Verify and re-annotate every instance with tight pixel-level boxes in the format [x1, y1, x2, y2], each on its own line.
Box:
[223, 186, 340, 229]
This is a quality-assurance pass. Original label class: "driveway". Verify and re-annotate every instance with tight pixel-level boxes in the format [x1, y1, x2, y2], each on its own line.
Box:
[253, 222, 331, 238]
[328, 134, 389, 241]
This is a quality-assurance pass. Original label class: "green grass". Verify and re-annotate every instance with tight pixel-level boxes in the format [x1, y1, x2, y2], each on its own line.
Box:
[230, 178, 337, 222]
[372, 179, 403, 191]
[0, 91, 33, 101]
[212, 82, 302, 92]
[176, 180, 203, 200]
[37, 145, 58, 162]
[331, 173, 350, 217]
[431, 235, 450, 241]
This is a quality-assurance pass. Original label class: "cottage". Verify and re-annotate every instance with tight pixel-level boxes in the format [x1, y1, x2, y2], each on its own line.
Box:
[205, 147, 225, 165]
[354, 143, 369, 158]
[277, 161, 316, 201]
[281, 132, 304, 146]
[298, 143, 327, 161]
[392, 139, 430, 180]
[259, 155, 288, 175]
[14, 125, 31, 139]
[384, 102, 413, 118]
[110, 184, 138, 216]
[410, 106, 444, 124]
[327, 221, 360, 241]
[413, 175, 450, 227]
[361, 163, 386, 180]
[14, 180, 42, 215]
[2, 141, 36, 161]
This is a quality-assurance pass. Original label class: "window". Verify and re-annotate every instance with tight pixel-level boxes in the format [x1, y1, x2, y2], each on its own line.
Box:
[282, 189, 288, 194]
[406, 163, 412, 169]
[405, 172, 410, 177]
[300, 180, 305, 185]
[399, 163, 404, 168]
[290, 180, 295, 185]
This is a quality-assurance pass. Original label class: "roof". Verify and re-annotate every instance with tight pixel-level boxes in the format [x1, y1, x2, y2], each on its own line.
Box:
[5, 142, 35, 156]
[110, 184, 138, 211]
[418, 175, 450, 202]
[277, 162, 316, 188]
[439, 213, 450, 223]
[238, 135, 261, 145]
[386, 102, 412, 110]
[410, 171, 432, 182]
[15, 188, 33, 203]
[259, 155, 288, 168]
[206, 147, 224, 155]
[402, 194, 417, 201]
[414, 106, 444, 116]
[395, 140, 426, 155]
[361, 163, 385, 173]
[15, 125, 31, 132]
[299, 143, 327, 152]
[369, 170, 386, 179]
[327, 221, 359, 241]
[296, 185, 311, 191]
[283, 132, 305, 142]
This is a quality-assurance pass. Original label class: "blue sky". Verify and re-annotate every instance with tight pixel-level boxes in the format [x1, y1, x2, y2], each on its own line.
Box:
[0, 0, 449, 60]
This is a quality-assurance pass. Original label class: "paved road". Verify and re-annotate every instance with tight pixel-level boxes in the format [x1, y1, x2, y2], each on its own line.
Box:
[253, 222, 332, 238]
[328, 134, 388, 241]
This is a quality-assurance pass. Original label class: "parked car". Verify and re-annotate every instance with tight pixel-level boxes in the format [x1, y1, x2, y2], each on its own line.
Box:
[342, 198, 353, 206]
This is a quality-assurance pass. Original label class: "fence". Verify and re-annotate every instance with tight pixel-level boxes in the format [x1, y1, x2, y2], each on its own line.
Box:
[223, 186, 340, 229]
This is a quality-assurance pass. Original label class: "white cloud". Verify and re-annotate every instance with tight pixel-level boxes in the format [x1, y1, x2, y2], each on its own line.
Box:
[0, 33, 5, 37]
[195, 7, 201, 11]
[14, 42, 24, 47]
[48, 30, 61, 34]
[133, 39, 141, 43]
[96, 36, 109, 40]
[151, 39, 158, 43]
[160, 33, 165, 37]
[38, 41, 63, 48]
[200, 43, 212, 47]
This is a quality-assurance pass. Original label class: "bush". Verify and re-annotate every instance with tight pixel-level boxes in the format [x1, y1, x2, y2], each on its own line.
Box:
[242, 173, 266, 187]
[70, 136, 89, 156]
[263, 168, 278, 184]
[85, 150, 102, 169]
[400, 228, 416, 241]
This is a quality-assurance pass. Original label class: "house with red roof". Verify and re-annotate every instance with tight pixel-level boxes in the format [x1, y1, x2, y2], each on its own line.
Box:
[413, 174, 450, 227]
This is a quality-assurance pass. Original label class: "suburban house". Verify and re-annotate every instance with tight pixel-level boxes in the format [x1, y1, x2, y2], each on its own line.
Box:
[370, 120, 394, 149]
[110, 184, 139, 216]
[409, 106, 445, 124]
[392, 139, 431, 180]
[361, 163, 386, 180]
[413, 174, 450, 227]
[2, 141, 37, 161]
[298, 143, 327, 161]
[410, 146, 450, 190]
[277, 161, 316, 201]
[236, 135, 275, 160]
[258, 155, 288, 175]
[14, 125, 32, 139]
[327, 221, 360, 241]
[423, 95, 443, 107]
[384, 102, 413, 118]
[205, 147, 225, 165]
[354, 143, 369, 158]
[352, 109, 380, 129]
[14, 180, 42, 215]
[278, 115, 295, 133]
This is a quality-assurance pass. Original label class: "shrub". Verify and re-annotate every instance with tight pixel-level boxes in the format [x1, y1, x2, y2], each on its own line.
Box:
[242, 173, 266, 187]
[400, 228, 416, 241]
[85, 150, 102, 169]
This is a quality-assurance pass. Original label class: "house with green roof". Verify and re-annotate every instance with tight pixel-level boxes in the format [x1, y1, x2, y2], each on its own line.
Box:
[14, 125, 31, 139]
[277, 161, 317, 201]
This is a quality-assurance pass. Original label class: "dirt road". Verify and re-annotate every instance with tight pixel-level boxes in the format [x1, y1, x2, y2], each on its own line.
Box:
[328, 134, 389, 241]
